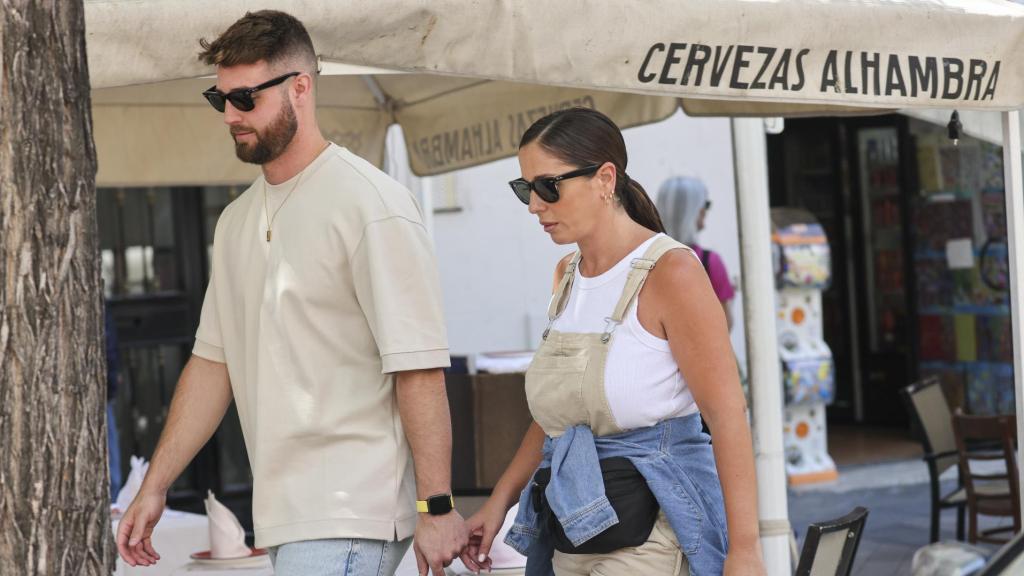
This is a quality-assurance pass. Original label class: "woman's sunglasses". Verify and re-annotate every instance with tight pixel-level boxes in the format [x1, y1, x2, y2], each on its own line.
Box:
[202, 71, 299, 113]
[508, 164, 601, 204]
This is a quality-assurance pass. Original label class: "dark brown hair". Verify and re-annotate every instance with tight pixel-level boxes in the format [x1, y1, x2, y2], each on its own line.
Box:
[198, 10, 317, 74]
[519, 107, 665, 233]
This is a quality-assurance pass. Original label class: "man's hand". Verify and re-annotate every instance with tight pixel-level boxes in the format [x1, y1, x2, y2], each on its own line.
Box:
[414, 511, 470, 576]
[113, 354, 233, 568]
[115, 489, 167, 567]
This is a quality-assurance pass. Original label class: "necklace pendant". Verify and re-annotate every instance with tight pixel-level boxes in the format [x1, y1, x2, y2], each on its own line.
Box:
[266, 229, 272, 242]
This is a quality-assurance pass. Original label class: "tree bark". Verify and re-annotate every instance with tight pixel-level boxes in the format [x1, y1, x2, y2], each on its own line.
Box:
[0, 0, 112, 574]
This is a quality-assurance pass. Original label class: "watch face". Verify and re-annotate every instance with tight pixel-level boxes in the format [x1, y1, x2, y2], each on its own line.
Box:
[427, 495, 454, 515]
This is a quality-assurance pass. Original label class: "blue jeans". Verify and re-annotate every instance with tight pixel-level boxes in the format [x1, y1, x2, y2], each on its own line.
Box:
[106, 401, 122, 498]
[268, 537, 412, 576]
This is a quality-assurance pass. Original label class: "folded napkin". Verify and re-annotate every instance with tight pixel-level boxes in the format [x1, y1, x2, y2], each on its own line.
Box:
[114, 455, 149, 512]
[204, 490, 251, 559]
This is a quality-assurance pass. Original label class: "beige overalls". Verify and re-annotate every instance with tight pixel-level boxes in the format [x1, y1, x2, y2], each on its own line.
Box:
[525, 235, 694, 576]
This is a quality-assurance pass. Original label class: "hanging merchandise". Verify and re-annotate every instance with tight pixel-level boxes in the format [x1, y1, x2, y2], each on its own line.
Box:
[910, 123, 1014, 416]
[772, 208, 838, 485]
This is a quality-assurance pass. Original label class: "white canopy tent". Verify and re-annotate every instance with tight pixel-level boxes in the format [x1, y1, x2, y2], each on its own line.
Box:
[89, 68, 682, 186]
[85, 1, 1024, 573]
[86, 0, 1024, 181]
[88, 0, 1024, 109]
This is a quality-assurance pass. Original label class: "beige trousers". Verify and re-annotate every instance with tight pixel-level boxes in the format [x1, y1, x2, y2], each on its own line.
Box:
[551, 513, 690, 576]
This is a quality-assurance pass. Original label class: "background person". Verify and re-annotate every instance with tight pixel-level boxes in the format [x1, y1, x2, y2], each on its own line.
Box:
[656, 176, 736, 331]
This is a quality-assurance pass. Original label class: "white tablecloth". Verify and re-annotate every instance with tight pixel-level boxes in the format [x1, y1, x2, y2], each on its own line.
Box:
[171, 558, 274, 575]
[112, 510, 525, 576]
[473, 351, 534, 374]
[112, 509, 210, 576]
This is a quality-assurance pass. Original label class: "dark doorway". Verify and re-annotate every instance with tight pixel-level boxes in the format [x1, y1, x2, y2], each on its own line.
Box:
[768, 115, 917, 427]
[99, 185, 255, 535]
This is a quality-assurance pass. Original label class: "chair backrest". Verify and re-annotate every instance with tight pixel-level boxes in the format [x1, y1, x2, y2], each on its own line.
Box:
[795, 507, 869, 576]
[952, 411, 1020, 517]
[902, 377, 958, 475]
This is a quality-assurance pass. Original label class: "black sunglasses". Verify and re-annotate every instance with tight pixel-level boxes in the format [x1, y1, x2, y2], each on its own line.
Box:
[202, 71, 300, 112]
[509, 164, 602, 204]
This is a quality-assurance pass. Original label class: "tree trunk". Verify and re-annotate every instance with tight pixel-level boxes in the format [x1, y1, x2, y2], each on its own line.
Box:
[0, 0, 112, 574]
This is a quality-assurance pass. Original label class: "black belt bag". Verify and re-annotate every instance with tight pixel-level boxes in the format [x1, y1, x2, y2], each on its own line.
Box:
[532, 456, 660, 554]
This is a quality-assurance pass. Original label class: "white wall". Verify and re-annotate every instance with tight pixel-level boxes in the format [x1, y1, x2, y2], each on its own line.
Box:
[620, 112, 746, 368]
[393, 110, 747, 367]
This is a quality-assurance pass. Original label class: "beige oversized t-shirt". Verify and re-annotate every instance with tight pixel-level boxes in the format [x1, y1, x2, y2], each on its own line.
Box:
[193, 144, 450, 547]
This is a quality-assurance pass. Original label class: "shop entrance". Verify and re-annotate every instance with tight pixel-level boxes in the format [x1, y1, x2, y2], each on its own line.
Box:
[768, 114, 1013, 438]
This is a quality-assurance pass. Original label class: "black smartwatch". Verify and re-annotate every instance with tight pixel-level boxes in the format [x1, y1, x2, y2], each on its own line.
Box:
[416, 494, 455, 516]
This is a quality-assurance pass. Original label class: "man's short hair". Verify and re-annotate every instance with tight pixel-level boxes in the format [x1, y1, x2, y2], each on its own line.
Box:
[198, 10, 317, 74]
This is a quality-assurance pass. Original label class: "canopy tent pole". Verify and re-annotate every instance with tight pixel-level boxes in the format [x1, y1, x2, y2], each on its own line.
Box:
[731, 117, 791, 575]
[1002, 110, 1024, 516]
[420, 176, 436, 238]
[380, 121, 436, 238]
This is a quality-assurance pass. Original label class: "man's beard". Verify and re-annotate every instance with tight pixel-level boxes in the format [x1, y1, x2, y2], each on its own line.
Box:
[232, 101, 298, 165]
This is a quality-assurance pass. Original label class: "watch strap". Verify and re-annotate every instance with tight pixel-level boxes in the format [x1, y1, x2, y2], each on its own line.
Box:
[416, 494, 454, 515]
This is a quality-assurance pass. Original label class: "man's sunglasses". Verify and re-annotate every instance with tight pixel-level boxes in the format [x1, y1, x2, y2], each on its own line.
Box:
[202, 71, 299, 113]
[509, 164, 601, 204]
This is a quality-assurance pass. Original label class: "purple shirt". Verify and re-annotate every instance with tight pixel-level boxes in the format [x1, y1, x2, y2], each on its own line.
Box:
[693, 245, 735, 302]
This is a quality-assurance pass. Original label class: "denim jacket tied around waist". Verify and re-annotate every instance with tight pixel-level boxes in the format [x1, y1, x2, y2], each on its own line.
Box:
[504, 414, 729, 576]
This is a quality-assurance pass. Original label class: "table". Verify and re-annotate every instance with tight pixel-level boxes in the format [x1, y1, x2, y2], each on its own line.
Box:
[171, 558, 274, 575]
[112, 511, 525, 576]
[112, 509, 210, 576]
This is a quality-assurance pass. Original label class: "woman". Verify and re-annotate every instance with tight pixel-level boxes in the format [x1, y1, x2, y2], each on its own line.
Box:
[460, 108, 764, 576]
[656, 176, 736, 331]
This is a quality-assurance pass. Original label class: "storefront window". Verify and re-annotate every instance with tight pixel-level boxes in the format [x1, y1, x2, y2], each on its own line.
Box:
[857, 127, 906, 353]
[911, 121, 1013, 414]
[114, 344, 194, 491]
[100, 185, 254, 510]
[98, 188, 180, 297]
[202, 186, 241, 268]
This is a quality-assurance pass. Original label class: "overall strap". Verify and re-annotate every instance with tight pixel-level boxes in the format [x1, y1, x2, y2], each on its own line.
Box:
[543, 251, 583, 339]
[601, 236, 695, 342]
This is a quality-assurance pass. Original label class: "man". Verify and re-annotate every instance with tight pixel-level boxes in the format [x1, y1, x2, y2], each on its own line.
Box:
[115, 11, 468, 576]
[105, 303, 122, 498]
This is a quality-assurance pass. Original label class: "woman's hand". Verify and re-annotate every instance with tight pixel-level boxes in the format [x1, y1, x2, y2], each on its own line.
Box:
[723, 542, 767, 576]
[459, 497, 510, 574]
[459, 421, 545, 573]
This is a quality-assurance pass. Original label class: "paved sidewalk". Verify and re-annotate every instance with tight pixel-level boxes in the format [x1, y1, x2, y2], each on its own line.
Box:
[789, 459, 1011, 575]
[455, 458, 1014, 574]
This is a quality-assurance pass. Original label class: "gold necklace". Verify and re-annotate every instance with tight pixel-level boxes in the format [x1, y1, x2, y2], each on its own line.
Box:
[263, 171, 305, 242]
[262, 143, 331, 242]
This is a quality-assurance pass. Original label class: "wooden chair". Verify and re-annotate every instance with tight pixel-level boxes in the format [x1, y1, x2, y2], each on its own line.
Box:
[795, 507, 869, 576]
[901, 377, 966, 542]
[976, 530, 1024, 575]
[952, 410, 1020, 544]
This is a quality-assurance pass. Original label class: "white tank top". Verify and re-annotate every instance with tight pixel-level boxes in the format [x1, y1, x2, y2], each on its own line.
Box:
[551, 234, 699, 430]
